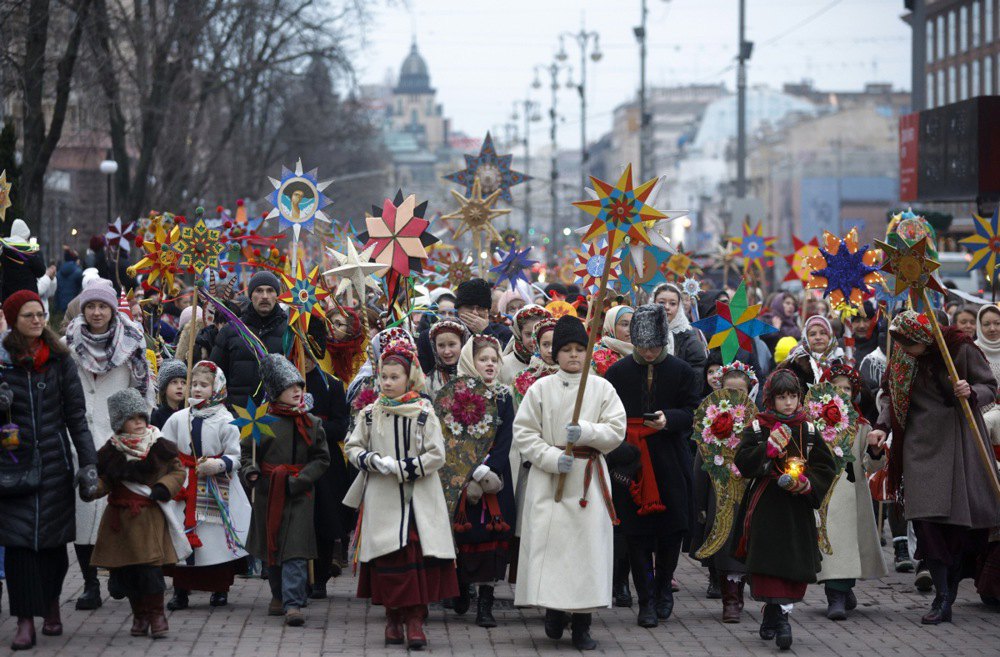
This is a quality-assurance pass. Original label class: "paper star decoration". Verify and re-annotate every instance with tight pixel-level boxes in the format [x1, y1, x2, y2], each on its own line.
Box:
[574, 241, 621, 293]
[574, 164, 663, 252]
[265, 158, 333, 234]
[960, 208, 1000, 276]
[681, 276, 702, 300]
[105, 217, 136, 254]
[441, 177, 511, 243]
[325, 239, 383, 300]
[128, 220, 182, 292]
[887, 208, 938, 258]
[427, 247, 473, 288]
[874, 236, 947, 305]
[443, 132, 530, 203]
[0, 170, 11, 222]
[279, 261, 330, 330]
[729, 221, 778, 273]
[230, 399, 277, 444]
[358, 190, 439, 278]
[806, 229, 882, 309]
[491, 245, 537, 290]
[619, 243, 669, 294]
[784, 236, 821, 283]
[176, 214, 225, 274]
[665, 247, 701, 279]
[692, 280, 778, 364]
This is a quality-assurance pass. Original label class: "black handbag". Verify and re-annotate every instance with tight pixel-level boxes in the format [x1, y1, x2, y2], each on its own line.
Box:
[0, 438, 42, 498]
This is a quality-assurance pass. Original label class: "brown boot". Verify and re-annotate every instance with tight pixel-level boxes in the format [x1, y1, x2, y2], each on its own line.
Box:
[145, 593, 169, 639]
[721, 575, 742, 623]
[42, 597, 63, 636]
[10, 617, 35, 651]
[385, 608, 404, 646]
[404, 605, 427, 650]
[129, 596, 149, 637]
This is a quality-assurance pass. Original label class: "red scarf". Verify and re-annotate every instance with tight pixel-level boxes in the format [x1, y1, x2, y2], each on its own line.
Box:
[269, 401, 313, 446]
[261, 462, 304, 565]
[174, 453, 204, 548]
[16, 339, 50, 371]
[756, 408, 808, 430]
[625, 418, 666, 516]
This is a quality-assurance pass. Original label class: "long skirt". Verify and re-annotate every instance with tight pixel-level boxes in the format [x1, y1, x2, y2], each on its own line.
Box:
[457, 538, 511, 585]
[750, 572, 807, 604]
[357, 524, 458, 608]
[5, 546, 69, 617]
[164, 557, 247, 593]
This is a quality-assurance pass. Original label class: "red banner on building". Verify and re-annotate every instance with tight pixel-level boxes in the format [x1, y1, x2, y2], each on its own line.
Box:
[899, 112, 919, 202]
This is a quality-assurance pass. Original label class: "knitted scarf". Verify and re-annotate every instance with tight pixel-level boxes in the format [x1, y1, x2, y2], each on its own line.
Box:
[975, 306, 1000, 388]
[65, 314, 149, 397]
[109, 426, 157, 462]
[270, 399, 314, 446]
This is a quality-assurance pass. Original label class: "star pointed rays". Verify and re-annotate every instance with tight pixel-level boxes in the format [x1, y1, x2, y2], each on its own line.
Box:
[692, 281, 777, 364]
[573, 164, 663, 252]
[443, 132, 531, 203]
[960, 208, 1000, 277]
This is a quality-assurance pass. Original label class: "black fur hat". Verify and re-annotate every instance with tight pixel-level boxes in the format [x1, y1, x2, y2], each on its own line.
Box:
[630, 304, 670, 349]
[551, 315, 589, 358]
[455, 278, 493, 310]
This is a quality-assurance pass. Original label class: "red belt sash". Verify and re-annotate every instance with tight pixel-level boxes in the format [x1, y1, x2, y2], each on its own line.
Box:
[108, 486, 156, 533]
[260, 462, 304, 565]
[625, 418, 666, 516]
[571, 447, 619, 526]
[173, 451, 223, 548]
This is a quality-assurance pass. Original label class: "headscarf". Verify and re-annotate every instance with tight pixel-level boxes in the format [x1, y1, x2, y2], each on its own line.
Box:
[531, 317, 558, 366]
[429, 319, 470, 375]
[188, 360, 229, 418]
[768, 292, 802, 339]
[599, 305, 634, 357]
[506, 304, 550, 364]
[457, 334, 509, 398]
[975, 305, 1000, 380]
[65, 312, 149, 398]
[820, 362, 864, 416]
[372, 341, 432, 429]
[513, 317, 559, 399]
[885, 310, 934, 433]
[719, 360, 760, 400]
[498, 289, 523, 316]
[787, 314, 844, 381]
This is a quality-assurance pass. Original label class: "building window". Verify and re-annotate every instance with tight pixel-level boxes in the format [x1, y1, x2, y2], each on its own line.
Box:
[938, 69, 946, 106]
[973, 60, 981, 96]
[927, 73, 936, 106]
[927, 19, 935, 63]
[986, 56, 994, 95]
[950, 10, 957, 55]
[949, 65, 957, 102]
[973, 2, 981, 48]
[960, 6, 969, 52]
[987, 0, 994, 42]
[938, 14, 946, 58]
[960, 63, 968, 99]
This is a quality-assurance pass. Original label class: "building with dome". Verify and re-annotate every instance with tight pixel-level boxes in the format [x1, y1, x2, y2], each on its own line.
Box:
[389, 42, 448, 152]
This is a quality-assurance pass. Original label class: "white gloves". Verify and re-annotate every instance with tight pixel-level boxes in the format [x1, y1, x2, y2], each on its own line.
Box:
[373, 455, 397, 476]
[196, 458, 227, 476]
[480, 471, 503, 494]
[557, 453, 573, 473]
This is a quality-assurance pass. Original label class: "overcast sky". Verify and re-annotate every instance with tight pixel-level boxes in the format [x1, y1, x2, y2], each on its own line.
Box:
[352, 0, 912, 150]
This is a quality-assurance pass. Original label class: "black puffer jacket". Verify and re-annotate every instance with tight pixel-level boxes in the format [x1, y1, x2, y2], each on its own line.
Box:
[209, 304, 289, 408]
[0, 340, 97, 549]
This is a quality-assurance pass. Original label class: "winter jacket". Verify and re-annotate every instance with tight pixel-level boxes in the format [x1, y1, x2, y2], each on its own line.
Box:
[209, 305, 289, 408]
[672, 328, 708, 384]
[0, 339, 97, 550]
[55, 260, 83, 313]
[1, 249, 45, 301]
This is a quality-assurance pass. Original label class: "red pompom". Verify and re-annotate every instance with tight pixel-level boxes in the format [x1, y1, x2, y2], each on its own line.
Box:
[134, 236, 144, 248]
[216, 205, 224, 213]
[579, 499, 589, 508]
[223, 220, 232, 229]
[253, 249, 261, 257]
[236, 199, 244, 207]
[175, 216, 187, 224]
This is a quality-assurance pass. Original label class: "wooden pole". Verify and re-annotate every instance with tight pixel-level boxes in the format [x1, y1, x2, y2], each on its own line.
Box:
[554, 242, 617, 502]
[183, 285, 200, 405]
[921, 288, 1000, 502]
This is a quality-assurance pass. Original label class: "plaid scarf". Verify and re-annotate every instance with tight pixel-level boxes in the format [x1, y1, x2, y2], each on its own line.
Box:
[65, 314, 149, 397]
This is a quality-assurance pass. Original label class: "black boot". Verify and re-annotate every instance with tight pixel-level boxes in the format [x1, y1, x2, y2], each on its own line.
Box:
[453, 585, 471, 615]
[73, 544, 102, 610]
[946, 564, 962, 604]
[209, 592, 228, 607]
[612, 535, 633, 607]
[543, 609, 568, 639]
[845, 588, 858, 611]
[825, 587, 847, 620]
[475, 586, 497, 628]
[637, 602, 658, 628]
[759, 603, 781, 640]
[775, 610, 793, 650]
[653, 579, 674, 620]
[613, 581, 633, 608]
[706, 566, 721, 599]
[570, 613, 597, 651]
[894, 539, 914, 573]
[166, 588, 189, 611]
[632, 550, 657, 628]
[921, 561, 953, 624]
[914, 561, 933, 592]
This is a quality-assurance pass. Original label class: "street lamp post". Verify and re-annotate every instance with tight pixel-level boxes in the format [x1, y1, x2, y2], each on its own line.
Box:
[557, 29, 602, 193]
[735, 0, 753, 198]
[512, 99, 541, 237]
[99, 154, 119, 220]
[533, 62, 570, 255]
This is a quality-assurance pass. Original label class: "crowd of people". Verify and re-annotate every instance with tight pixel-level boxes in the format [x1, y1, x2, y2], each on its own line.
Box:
[0, 232, 997, 653]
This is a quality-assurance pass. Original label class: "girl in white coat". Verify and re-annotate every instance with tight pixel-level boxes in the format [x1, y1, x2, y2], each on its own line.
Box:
[513, 315, 626, 651]
[816, 365, 888, 620]
[64, 276, 153, 610]
[160, 361, 250, 610]
[344, 340, 458, 651]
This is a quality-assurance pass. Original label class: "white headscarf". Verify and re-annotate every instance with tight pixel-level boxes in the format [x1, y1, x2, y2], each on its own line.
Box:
[600, 305, 635, 357]
[975, 305, 1000, 382]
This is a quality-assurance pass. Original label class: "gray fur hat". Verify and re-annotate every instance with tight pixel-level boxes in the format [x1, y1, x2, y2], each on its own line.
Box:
[260, 353, 305, 401]
[108, 388, 150, 433]
[630, 304, 670, 349]
[157, 359, 188, 395]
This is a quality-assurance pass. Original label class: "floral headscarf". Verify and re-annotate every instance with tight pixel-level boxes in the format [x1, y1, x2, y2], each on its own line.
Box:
[719, 360, 759, 400]
[885, 310, 933, 432]
[188, 360, 229, 418]
[508, 304, 551, 363]
[600, 305, 635, 357]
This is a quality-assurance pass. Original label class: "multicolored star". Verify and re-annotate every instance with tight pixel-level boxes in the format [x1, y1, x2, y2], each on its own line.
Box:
[692, 280, 777, 364]
[443, 132, 530, 203]
[874, 236, 948, 305]
[574, 241, 621, 293]
[960, 208, 1000, 276]
[491, 245, 537, 289]
[279, 261, 330, 330]
[265, 158, 333, 234]
[729, 221, 778, 273]
[574, 164, 664, 252]
[357, 190, 439, 278]
[230, 398, 277, 444]
[784, 236, 821, 283]
[175, 214, 225, 274]
[806, 229, 882, 308]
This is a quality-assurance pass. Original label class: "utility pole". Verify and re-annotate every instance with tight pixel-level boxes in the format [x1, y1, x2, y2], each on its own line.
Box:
[513, 99, 541, 237]
[736, 0, 753, 198]
[534, 62, 570, 253]
[557, 29, 602, 193]
[910, 0, 927, 111]
[635, 0, 648, 180]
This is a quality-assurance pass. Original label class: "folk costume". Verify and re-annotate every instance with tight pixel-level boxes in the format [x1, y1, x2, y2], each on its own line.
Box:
[876, 311, 1000, 624]
[240, 355, 330, 625]
[343, 340, 458, 650]
[425, 320, 470, 400]
[781, 315, 845, 390]
[591, 305, 633, 377]
[160, 361, 250, 609]
[90, 389, 190, 640]
[513, 316, 626, 650]
[452, 336, 516, 627]
[604, 304, 700, 628]
[500, 304, 551, 385]
[733, 369, 837, 650]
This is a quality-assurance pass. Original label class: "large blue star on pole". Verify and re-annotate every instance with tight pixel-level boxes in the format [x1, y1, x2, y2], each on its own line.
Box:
[806, 229, 881, 309]
[960, 208, 1000, 276]
[231, 398, 277, 444]
[444, 132, 530, 203]
[265, 159, 333, 234]
[618, 242, 669, 295]
[490, 245, 536, 289]
[692, 280, 777, 364]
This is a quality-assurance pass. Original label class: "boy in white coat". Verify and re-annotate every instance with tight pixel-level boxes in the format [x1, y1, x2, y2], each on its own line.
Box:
[513, 315, 626, 651]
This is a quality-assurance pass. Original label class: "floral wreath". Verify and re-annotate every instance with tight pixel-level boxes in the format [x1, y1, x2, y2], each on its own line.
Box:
[693, 388, 757, 483]
[804, 381, 858, 467]
[434, 376, 499, 444]
[718, 361, 759, 398]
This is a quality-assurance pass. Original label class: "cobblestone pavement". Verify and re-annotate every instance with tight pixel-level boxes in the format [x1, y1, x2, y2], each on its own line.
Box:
[2, 543, 997, 656]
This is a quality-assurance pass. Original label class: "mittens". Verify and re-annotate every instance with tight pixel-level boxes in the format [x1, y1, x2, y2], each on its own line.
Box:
[767, 424, 791, 458]
[777, 473, 812, 495]
[76, 464, 99, 501]
[149, 483, 172, 502]
[196, 458, 227, 476]
[480, 471, 503, 494]
[557, 453, 573, 473]
[566, 423, 582, 445]
[465, 480, 484, 504]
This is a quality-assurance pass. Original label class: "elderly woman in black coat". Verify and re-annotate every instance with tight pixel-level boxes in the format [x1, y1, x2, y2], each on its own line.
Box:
[605, 304, 700, 628]
[0, 291, 98, 649]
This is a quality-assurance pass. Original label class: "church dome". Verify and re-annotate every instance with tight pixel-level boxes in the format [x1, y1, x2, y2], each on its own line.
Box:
[395, 42, 433, 95]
